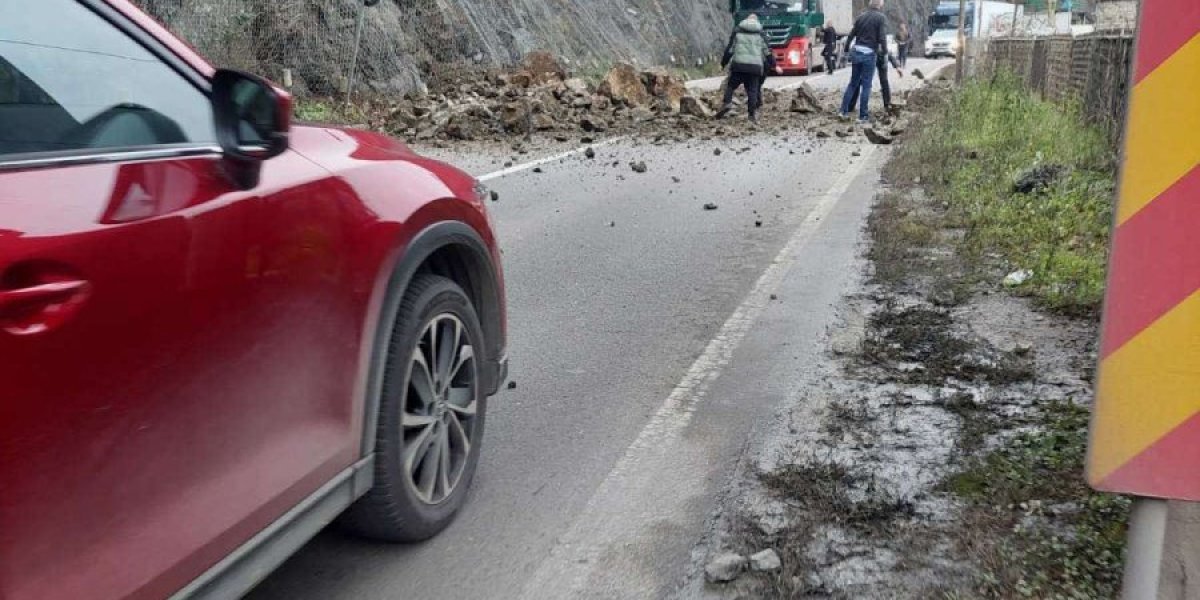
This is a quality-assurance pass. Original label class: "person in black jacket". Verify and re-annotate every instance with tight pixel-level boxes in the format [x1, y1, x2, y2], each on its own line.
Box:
[839, 0, 888, 123]
[847, 48, 904, 114]
[820, 22, 839, 74]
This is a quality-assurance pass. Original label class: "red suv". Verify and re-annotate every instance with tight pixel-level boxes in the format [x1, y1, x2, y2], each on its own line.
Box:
[0, 1, 507, 598]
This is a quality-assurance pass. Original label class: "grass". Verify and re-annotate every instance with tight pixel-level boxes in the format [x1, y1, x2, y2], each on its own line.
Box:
[293, 97, 374, 125]
[943, 401, 1130, 599]
[889, 71, 1117, 315]
[763, 463, 916, 533]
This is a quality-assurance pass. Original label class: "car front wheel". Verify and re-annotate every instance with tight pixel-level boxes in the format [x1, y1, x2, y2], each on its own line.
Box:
[342, 274, 487, 542]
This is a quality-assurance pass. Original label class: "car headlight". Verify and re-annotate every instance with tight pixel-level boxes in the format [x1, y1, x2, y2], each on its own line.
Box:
[789, 50, 802, 63]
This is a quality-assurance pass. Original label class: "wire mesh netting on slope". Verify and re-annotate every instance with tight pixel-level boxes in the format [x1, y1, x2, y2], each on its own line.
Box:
[131, 0, 732, 97]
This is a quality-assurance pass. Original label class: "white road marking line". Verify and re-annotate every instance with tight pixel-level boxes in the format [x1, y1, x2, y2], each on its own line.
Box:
[519, 145, 880, 599]
[478, 136, 630, 182]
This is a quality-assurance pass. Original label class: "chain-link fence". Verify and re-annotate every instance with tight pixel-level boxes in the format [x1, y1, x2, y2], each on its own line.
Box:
[131, 0, 732, 100]
[132, 0, 427, 98]
[978, 33, 1134, 137]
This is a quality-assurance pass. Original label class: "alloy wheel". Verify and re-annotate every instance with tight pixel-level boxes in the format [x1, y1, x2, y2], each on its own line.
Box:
[402, 314, 477, 505]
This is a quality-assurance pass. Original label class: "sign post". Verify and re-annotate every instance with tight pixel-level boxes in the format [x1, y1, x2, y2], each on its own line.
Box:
[1087, 0, 1200, 595]
[955, 0, 966, 82]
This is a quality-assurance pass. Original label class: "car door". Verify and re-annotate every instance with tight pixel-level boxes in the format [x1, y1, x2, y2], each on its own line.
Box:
[0, 2, 363, 599]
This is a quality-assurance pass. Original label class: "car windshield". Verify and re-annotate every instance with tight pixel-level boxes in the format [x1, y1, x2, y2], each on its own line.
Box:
[738, 0, 804, 12]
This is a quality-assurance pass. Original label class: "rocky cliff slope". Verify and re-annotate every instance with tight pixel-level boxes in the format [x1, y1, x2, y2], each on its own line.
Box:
[134, 0, 732, 96]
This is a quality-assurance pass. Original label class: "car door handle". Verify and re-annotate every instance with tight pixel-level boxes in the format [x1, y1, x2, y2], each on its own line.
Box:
[0, 281, 89, 312]
[0, 279, 91, 334]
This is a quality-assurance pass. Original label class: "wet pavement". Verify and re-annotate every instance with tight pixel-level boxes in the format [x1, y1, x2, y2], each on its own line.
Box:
[248, 64, 949, 600]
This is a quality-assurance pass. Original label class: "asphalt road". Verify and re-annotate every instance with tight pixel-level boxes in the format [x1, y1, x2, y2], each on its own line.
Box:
[248, 65, 948, 600]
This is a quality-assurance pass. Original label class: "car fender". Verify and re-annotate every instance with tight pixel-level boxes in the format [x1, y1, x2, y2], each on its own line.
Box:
[356, 219, 505, 457]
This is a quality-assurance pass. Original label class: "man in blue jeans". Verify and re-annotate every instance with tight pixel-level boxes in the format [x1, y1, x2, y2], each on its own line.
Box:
[839, 0, 888, 123]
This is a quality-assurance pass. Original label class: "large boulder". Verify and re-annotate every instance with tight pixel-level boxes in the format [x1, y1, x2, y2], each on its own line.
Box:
[679, 95, 715, 118]
[641, 69, 688, 112]
[500, 101, 532, 132]
[563, 77, 591, 96]
[598, 63, 652, 107]
[792, 83, 823, 113]
[522, 51, 567, 84]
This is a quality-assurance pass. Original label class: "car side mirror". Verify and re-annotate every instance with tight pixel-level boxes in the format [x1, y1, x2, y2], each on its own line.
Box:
[211, 69, 291, 189]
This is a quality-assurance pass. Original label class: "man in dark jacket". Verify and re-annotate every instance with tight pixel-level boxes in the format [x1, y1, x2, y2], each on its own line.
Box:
[839, 0, 888, 123]
[820, 21, 838, 74]
[717, 14, 781, 122]
[847, 48, 904, 114]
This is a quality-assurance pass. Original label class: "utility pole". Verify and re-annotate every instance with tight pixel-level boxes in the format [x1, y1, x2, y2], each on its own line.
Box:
[955, 0, 967, 82]
[1010, 0, 1020, 35]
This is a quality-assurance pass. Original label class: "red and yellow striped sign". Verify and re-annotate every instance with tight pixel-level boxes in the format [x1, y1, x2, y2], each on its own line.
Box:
[1087, 0, 1200, 498]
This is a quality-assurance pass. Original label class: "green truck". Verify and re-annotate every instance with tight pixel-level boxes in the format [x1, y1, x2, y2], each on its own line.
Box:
[728, 0, 827, 74]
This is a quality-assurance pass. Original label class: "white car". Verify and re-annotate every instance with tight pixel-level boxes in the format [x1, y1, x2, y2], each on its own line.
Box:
[925, 28, 960, 58]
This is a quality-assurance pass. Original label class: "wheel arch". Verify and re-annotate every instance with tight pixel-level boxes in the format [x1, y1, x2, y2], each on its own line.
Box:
[360, 221, 505, 456]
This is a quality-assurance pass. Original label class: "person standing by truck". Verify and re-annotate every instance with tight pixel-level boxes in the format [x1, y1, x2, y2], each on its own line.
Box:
[820, 21, 839, 73]
[895, 23, 912, 67]
[717, 14, 782, 122]
[839, 0, 889, 123]
[846, 47, 904, 114]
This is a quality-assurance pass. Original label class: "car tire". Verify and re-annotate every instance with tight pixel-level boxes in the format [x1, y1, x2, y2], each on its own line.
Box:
[341, 274, 488, 542]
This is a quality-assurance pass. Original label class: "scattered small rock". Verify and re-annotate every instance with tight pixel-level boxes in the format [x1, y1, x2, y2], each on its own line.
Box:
[755, 220, 763, 227]
[912, 68, 926, 80]
[1013, 163, 1067, 194]
[532, 167, 544, 173]
[1003, 269, 1034, 287]
[804, 573, 829, 594]
[851, 150, 862, 157]
[506, 381, 517, 390]
[703, 202, 719, 211]
[704, 553, 747, 583]
[489, 190, 500, 202]
[749, 549, 782, 573]
[714, 148, 723, 156]
[790, 83, 823, 113]
[863, 127, 893, 145]
[680, 95, 715, 118]
[584, 147, 596, 159]
[630, 161, 648, 173]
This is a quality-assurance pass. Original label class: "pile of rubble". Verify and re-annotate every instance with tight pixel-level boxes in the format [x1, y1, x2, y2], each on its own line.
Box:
[366, 52, 856, 145]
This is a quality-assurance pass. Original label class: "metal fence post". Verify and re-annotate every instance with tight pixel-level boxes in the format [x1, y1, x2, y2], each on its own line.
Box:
[1122, 498, 1168, 600]
[345, 0, 375, 103]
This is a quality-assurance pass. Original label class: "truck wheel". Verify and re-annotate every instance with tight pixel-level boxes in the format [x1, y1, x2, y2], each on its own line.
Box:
[341, 274, 488, 542]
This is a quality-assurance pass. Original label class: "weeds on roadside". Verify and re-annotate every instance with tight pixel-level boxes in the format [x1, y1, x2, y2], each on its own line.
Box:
[944, 401, 1130, 599]
[889, 71, 1116, 314]
[294, 98, 374, 124]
